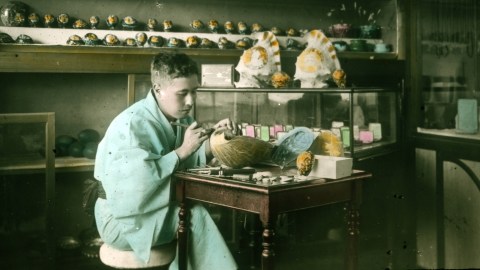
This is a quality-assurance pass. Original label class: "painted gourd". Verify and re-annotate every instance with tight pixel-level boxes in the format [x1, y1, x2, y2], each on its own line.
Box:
[147, 18, 158, 31]
[224, 21, 235, 34]
[89, 16, 99, 29]
[106, 15, 118, 29]
[208, 19, 219, 33]
[270, 71, 291, 88]
[57, 13, 69, 28]
[210, 129, 273, 168]
[190, 19, 204, 32]
[122, 16, 138, 30]
[84, 33, 101, 46]
[271, 127, 316, 167]
[73, 19, 88, 29]
[66, 35, 84, 45]
[162, 20, 173, 32]
[200, 38, 214, 48]
[43, 14, 54, 28]
[28, 12, 40, 27]
[0, 32, 15, 43]
[167, 37, 183, 48]
[15, 34, 33, 44]
[0, 1, 29, 26]
[123, 38, 137, 47]
[103, 34, 120, 46]
[296, 151, 314, 176]
[186, 36, 199, 48]
[135, 32, 147, 46]
[148, 35, 163, 47]
[237, 21, 248, 34]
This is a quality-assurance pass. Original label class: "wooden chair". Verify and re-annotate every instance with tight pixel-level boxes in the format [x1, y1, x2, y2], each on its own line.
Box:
[99, 240, 177, 269]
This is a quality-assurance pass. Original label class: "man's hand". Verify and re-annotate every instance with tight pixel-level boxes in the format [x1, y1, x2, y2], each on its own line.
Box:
[213, 118, 238, 135]
[175, 122, 209, 161]
[205, 118, 238, 162]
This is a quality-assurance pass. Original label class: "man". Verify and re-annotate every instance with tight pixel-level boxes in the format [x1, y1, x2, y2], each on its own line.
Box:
[94, 52, 238, 269]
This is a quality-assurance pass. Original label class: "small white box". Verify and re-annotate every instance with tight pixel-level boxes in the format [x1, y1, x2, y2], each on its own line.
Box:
[456, 99, 478, 134]
[332, 121, 344, 128]
[201, 64, 234, 87]
[309, 155, 353, 179]
[368, 123, 382, 141]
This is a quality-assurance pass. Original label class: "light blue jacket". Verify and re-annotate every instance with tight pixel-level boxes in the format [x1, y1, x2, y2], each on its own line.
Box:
[94, 90, 208, 261]
[94, 90, 237, 269]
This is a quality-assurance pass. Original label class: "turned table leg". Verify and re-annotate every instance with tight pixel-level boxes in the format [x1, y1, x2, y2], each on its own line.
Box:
[178, 201, 189, 270]
[246, 214, 260, 269]
[260, 214, 276, 270]
[346, 181, 362, 270]
[346, 203, 360, 270]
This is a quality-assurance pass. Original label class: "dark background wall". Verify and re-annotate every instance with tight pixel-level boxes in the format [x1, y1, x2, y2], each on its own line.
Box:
[0, 0, 413, 269]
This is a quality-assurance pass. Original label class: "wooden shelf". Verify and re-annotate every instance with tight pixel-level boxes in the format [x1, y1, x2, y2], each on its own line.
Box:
[0, 43, 398, 73]
[0, 156, 95, 175]
[0, 26, 398, 74]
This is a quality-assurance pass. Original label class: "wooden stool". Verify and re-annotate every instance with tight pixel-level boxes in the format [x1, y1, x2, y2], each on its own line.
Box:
[99, 241, 176, 269]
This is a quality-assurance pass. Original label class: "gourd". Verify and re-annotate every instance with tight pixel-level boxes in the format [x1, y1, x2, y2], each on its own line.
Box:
[55, 135, 76, 157]
[210, 129, 273, 168]
[68, 141, 84, 157]
[82, 142, 98, 159]
[77, 129, 100, 159]
[77, 129, 100, 144]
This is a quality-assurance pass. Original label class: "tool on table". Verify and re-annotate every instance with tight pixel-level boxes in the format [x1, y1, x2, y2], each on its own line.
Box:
[188, 167, 256, 182]
[187, 167, 256, 176]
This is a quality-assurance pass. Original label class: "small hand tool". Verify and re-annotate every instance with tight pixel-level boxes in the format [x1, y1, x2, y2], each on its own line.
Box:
[170, 122, 215, 136]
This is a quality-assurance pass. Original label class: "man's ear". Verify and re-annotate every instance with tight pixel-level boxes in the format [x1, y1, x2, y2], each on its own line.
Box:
[153, 84, 161, 95]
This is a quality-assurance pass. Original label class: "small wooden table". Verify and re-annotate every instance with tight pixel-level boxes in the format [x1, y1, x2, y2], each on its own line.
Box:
[174, 167, 371, 270]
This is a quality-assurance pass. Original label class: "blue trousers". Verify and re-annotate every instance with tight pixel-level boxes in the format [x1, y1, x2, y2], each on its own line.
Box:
[95, 199, 238, 270]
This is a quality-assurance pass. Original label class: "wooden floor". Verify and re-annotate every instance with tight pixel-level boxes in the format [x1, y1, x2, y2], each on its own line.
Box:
[0, 207, 351, 270]
[0, 230, 345, 270]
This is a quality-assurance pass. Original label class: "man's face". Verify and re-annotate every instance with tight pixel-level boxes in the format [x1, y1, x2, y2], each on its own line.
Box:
[155, 75, 199, 121]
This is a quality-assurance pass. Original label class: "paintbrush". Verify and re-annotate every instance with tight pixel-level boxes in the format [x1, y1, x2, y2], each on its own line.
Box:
[170, 122, 215, 136]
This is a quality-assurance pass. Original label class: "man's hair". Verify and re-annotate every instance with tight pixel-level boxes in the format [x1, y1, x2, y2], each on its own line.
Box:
[150, 53, 199, 89]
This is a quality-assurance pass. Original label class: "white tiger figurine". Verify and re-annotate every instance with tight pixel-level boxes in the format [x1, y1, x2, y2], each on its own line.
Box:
[235, 31, 281, 88]
[294, 29, 346, 88]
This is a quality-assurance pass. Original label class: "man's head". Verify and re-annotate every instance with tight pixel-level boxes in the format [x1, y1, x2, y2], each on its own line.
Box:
[151, 53, 199, 121]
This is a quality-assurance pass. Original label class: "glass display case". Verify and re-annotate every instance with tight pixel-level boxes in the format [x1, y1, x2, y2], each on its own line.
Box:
[414, 0, 480, 141]
[194, 87, 398, 160]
